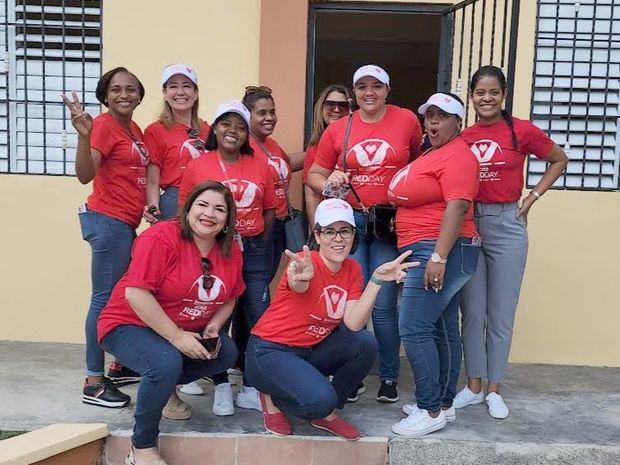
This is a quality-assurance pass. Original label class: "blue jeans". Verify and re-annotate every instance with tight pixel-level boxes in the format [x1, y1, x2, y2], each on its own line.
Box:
[102, 324, 237, 448]
[232, 235, 272, 378]
[245, 327, 377, 419]
[79, 209, 135, 376]
[350, 210, 400, 382]
[269, 218, 286, 281]
[159, 187, 179, 220]
[399, 237, 480, 412]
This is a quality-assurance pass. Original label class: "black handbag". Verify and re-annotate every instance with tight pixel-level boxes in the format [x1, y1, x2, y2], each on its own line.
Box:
[254, 138, 308, 252]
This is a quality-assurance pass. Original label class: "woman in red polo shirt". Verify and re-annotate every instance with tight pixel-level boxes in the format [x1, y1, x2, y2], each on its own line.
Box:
[388, 92, 480, 438]
[98, 181, 244, 465]
[179, 100, 276, 415]
[63, 67, 147, 408]
[308, 65, 422, 403]
[143, 64, 210, 222]
[246, 199, 417, 440]
[455, 66, 568, 419]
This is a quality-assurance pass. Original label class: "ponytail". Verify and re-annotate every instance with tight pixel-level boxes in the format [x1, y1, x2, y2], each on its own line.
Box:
[501, 109, 518, 150]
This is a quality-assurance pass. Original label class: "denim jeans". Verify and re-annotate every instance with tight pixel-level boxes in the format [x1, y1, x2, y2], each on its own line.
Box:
[101, 324, 237, 448]
[350, 210, 400, 382]
[399, 237, 480, 412]
[245, 326, 377, 419]
[269, 218, 286, 281]
[159, 186, 179, 220]
[232, 235, 272, 378]
[79, 209, 135, 376]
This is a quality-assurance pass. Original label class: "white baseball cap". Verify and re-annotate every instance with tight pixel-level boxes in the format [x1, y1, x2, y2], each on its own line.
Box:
[212, 100, 251, 127]
[353, 64, 390, 86]
[161, 64, 198, 86]
[315, 199, 356, 228]
[418, 93, 465, 118]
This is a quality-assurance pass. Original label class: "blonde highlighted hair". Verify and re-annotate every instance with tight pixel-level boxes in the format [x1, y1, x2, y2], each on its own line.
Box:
[158, 81, 202, 131]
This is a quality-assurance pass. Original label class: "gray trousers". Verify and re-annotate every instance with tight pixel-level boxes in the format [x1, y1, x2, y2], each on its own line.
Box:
[460, 202, 528, 383]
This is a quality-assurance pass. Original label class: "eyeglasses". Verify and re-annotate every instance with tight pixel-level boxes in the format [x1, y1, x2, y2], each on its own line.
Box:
[323, 100, 349, 111]
[319, 227, 354, 241]
[187, 128, 205, 150]
[130, 134, 149, 160]
[244, 85, 272, 97]
[201, 257, 215, 290]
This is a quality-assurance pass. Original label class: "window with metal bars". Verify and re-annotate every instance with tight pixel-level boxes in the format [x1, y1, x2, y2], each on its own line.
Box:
[528, 0, 620, 190]
[0, 0, 101, 175]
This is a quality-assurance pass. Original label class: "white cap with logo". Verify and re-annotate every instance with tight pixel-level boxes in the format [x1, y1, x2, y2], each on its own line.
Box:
[161, 64, 198, 86]
[353, 64, 390, 86]
[418, 93, 465, 118]
[212, 100, 251, 127]
[314, 199, 356, 228]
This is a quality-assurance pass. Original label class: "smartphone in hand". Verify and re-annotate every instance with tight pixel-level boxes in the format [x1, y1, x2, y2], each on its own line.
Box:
[199, 336, 221, 357]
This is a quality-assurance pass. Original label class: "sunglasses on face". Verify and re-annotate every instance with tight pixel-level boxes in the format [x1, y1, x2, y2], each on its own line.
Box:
[187, 128, 205, 150]
[201, 257, 215, 290]
[323, 100, 349, 111]
[244, 85, 272, 97]
[319, 227, 354, 241]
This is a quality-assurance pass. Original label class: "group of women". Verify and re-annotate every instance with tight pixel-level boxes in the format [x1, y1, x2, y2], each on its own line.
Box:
[63, 62, 567, 465]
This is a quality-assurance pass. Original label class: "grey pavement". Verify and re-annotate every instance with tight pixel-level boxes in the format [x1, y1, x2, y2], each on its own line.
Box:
[1, 341, 619, 448]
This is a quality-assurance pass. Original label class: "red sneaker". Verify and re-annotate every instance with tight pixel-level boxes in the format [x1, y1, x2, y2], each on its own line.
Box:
[310, 416, 361, 441]
[259, 392, 292, 436]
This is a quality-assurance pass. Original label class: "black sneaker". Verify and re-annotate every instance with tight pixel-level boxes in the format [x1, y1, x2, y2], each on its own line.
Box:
[107, 361, 141, 387]
[346, 382, 367, 403]
[376, 380, 399, 403]
[82, 377, 131, 408]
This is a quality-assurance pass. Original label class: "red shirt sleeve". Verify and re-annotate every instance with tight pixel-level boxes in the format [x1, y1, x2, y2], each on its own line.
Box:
[124, 236, 176, 291]
[521, 121, 554, 160]
[409, 112, 423, 160]
[302, 145, 317, 183]
[178, 160, 197, 208]
[313, 124, 339, 171]
[143, 124, 164, 167]
[347, 260, 364, 301]
[263, 162, 278, 210]
[438, 152, 479, 202]
[90, 116, 115, 157]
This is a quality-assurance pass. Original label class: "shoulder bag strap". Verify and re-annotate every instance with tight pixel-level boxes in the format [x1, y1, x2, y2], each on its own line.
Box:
[341, 112, 366, 211]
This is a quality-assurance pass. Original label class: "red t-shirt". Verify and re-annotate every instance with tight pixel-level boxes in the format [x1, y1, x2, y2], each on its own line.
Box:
[460, 117, 554, 203]
[251, 136, 291, 219]
[313, 105, 422, 208]
[97, 220, 245, 342]
[302, 145, 317, 184]
[87, 113, 148, 228]
[252, 251, 363, 347]
[143, 121, 210, 189]
[178, 151, 277, 237]
[388, 136, 479, 248]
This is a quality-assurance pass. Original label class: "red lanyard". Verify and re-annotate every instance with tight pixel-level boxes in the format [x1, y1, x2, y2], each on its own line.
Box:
[216, 152, 244, 202]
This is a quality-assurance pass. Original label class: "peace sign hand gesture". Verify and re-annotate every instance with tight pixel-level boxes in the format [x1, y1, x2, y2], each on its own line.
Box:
[372, 250, 420, 285]
[62, 91, 93, 138]
[284, 245, 314, 287]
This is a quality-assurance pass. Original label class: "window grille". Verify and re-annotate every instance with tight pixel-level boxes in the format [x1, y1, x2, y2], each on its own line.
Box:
[528, 0, 620, 190]
[0, 0, 101, 175]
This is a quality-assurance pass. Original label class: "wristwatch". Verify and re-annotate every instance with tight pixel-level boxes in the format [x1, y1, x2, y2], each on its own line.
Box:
[430, 252, 447, 264]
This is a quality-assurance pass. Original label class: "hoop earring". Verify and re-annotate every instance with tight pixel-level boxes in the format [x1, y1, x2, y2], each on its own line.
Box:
[223, 226, 229, 234]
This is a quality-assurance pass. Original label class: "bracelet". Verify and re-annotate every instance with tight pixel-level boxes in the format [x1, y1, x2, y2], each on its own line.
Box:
[531, 190, 541, 199]
[370, 275, 388, 286]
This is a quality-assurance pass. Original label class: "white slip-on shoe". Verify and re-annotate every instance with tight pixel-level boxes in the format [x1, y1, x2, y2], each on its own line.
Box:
[453, 386, 484, 409]
[402, 403, 456, 423]
[392, 408, 447, 437]
[212, 382, 235, 416]
[236, 385, 262, 411]
[179, 381, 204, 396]
[486, 392, 509, 419]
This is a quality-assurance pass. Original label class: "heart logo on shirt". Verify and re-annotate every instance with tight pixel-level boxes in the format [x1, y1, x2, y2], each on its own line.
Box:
[223, 179, 261, 209]
[470, 139, 502, 163]
[348, 139, 395, 167]
[366, 144, 377, 154]
[331, 292, 341, 303]
[190, 275, 226, 303]
[323, 285, 348, 319]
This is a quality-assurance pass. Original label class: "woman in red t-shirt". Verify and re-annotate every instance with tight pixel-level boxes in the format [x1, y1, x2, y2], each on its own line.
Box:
[246, 199, 417, 440]
[63, 67, 147, 409]
[143, 64, 210, 222]
[388, 92, 480, 438]
[307, 65, 423, 403]
[303, 84, 352, 228]
[98, 181, 243, 465]
[455, 66, 568, 419]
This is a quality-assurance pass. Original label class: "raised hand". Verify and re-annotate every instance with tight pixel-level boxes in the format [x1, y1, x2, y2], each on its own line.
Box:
[284, 245, 314, 285]
[62, 90, 93, 138]
[373, 250, 420, 285]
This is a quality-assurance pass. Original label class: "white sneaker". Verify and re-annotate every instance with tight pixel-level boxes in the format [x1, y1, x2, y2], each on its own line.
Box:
[236, 385, 262, 411]
[179, 381, 204, 396]
[486, 392, 509, 419]
[212, 382, 235, 416]
[402, 403, 456, 423]
[392, 408, 447, 437]
[453, 386, 484, 409]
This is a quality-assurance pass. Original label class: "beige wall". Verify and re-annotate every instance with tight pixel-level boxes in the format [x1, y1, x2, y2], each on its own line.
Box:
[2, 0, 619, 367]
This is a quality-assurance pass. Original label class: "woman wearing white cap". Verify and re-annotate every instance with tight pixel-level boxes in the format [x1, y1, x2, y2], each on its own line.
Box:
[388, 92, 480, 437]
[455, 66, 567, 419]
[179, 100, 277, 416]
[246, 199, 417, 440]
[143, 64, 209, 223]
[308, 64, 422, 403]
